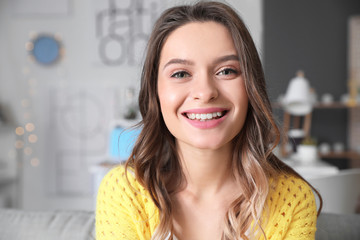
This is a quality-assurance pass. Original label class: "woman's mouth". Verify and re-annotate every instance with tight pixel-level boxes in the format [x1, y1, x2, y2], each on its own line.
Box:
[183, 110, 228, 121]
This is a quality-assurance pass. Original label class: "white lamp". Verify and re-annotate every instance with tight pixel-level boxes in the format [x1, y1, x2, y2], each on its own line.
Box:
[280, 71, 314, 157]
[282, 70, 313, 116]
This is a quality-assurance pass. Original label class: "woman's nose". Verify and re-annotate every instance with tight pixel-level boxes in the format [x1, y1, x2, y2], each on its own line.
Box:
[191, 73, 219, 102]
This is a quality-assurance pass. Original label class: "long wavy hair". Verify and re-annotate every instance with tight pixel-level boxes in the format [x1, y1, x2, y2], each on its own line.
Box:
[125, 1, 321, 239]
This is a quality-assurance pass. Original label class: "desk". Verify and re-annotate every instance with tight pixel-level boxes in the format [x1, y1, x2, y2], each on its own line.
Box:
[282, 159, 340, 179]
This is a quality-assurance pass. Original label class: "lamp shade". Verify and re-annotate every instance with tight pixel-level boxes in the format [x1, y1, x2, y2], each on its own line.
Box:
[282, 71, 313, 116]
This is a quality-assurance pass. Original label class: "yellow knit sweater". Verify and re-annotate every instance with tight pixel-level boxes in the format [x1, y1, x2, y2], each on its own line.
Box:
[96, 166, 317, 239]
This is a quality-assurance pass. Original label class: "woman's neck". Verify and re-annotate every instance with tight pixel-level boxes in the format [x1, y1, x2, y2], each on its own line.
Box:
[176, 141, 235, 198]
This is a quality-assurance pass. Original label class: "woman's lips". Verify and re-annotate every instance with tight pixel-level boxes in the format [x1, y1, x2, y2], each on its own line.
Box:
[184, 110, 227, 121]
[181, 108, 229, 129]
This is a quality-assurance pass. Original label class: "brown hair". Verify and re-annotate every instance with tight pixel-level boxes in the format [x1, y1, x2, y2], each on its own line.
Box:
[126, 1, 321, 239]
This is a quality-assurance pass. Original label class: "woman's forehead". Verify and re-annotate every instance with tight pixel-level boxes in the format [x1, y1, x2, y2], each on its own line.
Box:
[159, 21, 237, 67]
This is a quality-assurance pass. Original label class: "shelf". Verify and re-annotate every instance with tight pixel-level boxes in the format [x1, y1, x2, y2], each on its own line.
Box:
[271, 102, 360, 109]
[314, 103, 360, 109]
[313, 103, 349, 109]
[273, 100, 360, 168]
[319, 151, 360, 160]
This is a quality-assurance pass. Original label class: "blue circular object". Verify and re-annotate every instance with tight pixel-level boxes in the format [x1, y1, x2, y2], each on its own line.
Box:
[32, 36, 61, 65]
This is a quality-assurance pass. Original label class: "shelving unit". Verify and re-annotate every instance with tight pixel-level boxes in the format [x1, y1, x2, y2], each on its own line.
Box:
[319, 151, 360, 160]
[272, 102, 360, 109]
[273, 101, 360, 167]
[314, 103, 360, 109]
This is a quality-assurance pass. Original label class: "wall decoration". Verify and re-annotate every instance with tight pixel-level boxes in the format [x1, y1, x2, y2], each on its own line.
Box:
[94, 0, 164, 66]
[44, 83, 120, 196]
[26, 34, 64, 66]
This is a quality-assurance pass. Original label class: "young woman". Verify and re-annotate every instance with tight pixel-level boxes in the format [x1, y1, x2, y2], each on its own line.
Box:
[96, 2, 322, 240]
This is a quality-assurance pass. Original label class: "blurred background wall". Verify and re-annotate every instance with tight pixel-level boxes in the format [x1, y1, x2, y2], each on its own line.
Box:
[0, 0, 262, 211]
[2, 0, 359, 212]
[264, 0, 360, 169]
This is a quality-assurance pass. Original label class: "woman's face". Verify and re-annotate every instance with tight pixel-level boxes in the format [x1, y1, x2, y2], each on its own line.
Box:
[157, 21, 248, 151]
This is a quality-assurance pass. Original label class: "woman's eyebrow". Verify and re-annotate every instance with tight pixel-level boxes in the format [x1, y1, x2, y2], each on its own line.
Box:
[162, 54, 239, 70]
[163, 58, 194, 70]
[213, 54, 239, 65]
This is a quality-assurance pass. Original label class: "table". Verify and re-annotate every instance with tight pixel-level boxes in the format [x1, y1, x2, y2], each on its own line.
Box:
[282, 158, 340, 179]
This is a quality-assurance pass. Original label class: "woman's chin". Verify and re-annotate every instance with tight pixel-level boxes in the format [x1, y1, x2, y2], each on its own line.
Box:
[179, 138, 231, 152]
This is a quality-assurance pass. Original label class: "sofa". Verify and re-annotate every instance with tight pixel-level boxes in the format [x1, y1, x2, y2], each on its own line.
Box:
[0, 208, 359, 240]
[0, 208, 95, 240]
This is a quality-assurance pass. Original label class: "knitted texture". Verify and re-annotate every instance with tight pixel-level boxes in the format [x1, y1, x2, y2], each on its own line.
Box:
[96, 166, 317, 240]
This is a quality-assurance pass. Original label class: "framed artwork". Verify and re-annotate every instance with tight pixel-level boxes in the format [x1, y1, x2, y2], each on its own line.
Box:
[93, 0, 165, 66]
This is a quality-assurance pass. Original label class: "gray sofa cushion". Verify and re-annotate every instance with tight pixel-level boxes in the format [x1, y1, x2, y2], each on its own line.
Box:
[0, 208, 95, 240]
[1, 208, 359, 240]
[316, 212, 360, 240]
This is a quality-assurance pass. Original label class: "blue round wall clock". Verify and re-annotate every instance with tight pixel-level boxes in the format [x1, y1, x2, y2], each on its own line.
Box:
[29, 35, 63, 65]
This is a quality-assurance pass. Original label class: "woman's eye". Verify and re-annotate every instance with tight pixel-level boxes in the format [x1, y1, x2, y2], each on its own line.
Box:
[171, 71, 190, 78]
[217, 68, 238, 76]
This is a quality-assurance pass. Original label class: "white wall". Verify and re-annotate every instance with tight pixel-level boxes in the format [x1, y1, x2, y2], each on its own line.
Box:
[0, 0, 262, 211]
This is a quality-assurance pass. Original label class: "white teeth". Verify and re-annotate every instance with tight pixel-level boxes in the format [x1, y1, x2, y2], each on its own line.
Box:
[186, 111, 225, 120]
[188, 113, 196, 119]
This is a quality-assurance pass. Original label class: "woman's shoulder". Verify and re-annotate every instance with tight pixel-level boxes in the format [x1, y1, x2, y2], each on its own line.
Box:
[97, 165, 160, 238]
[267, 173, 317, 214]
[99, 164, 146, 197]
[268, 173, 314, 201]
[263, 174, 318, 239]
[97, 164, 159, 222]
[102, 164, 134, 182]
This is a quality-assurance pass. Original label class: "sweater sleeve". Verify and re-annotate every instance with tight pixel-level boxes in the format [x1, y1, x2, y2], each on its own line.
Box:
[264, 175, 318, 240]
[283, 178, 318, 240]
[96, 166, 153, 240]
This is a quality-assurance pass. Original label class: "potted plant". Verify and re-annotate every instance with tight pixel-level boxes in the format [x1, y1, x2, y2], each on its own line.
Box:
[296, 137, 318, 163]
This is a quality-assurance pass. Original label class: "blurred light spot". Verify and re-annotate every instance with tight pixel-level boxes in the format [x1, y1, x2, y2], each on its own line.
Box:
[25, 123, 35, 132]
[30, 158, 40, 167]
[28, 55, 35, 62]
[24, 147, 33, 155]
[24, 112, 31, 119]
[25, 42, 34, 51]
[59, 48, 66, 56]
[21, 99, 30, 108]
[15, 140, 24, 149]
[15, 127, 25, 136]
[54, 33, 62, 40]
[28, 134, 38, 143]
[28, 31, 37, 39]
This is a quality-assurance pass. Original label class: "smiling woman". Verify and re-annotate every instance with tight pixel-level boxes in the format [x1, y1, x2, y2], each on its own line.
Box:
[96, 1, 322, 240]
[157, 21, 248, 151]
